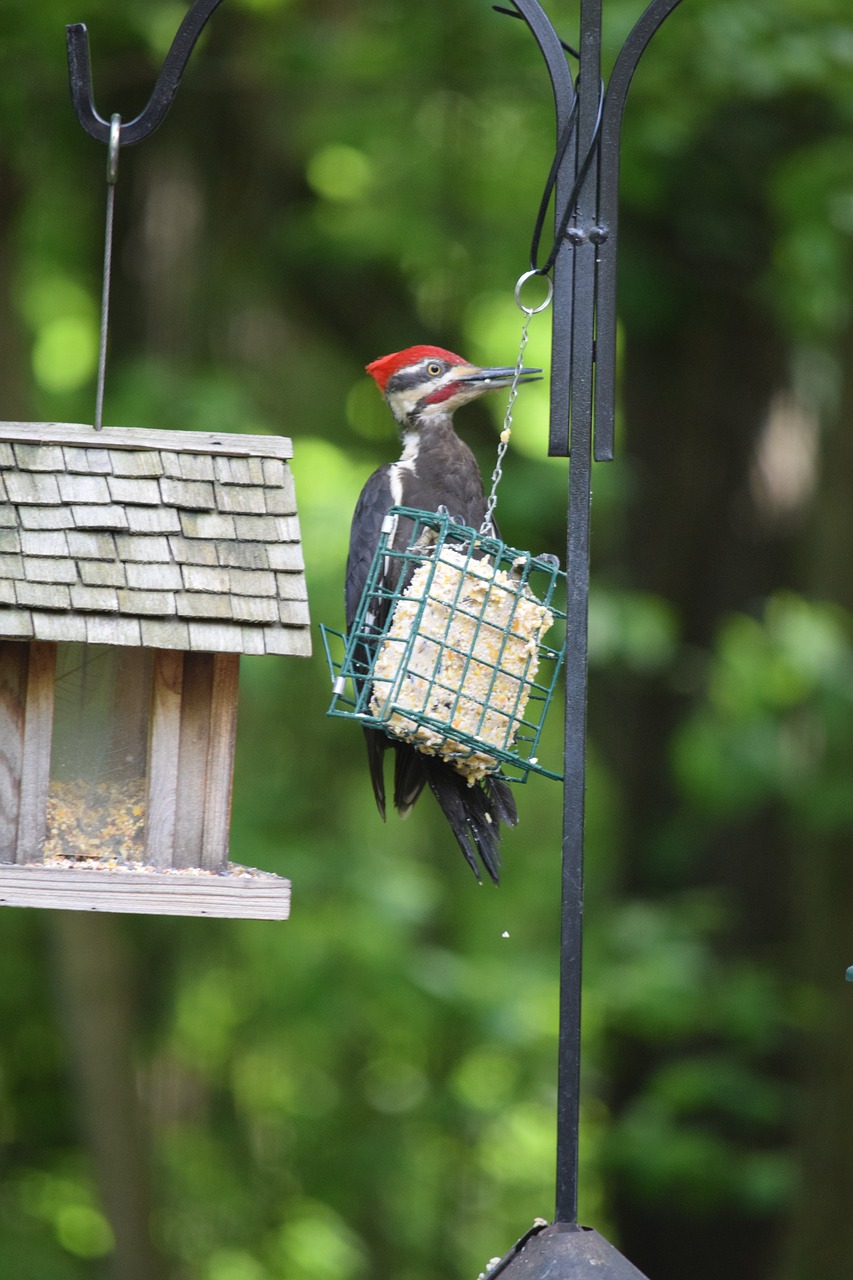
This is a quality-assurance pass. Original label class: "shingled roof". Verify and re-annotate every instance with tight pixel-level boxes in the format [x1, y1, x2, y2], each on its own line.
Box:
[0, 422, 310, 656]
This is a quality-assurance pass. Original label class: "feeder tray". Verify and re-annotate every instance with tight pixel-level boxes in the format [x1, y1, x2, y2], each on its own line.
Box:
[322, 507, 565, 783]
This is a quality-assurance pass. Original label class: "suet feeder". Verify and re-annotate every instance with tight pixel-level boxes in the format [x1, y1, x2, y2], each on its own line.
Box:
[0, 421, 309, 918]
[322, 506, 565, 783]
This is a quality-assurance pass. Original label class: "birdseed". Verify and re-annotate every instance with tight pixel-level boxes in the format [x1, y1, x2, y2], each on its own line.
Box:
[45, 778, 146, 862]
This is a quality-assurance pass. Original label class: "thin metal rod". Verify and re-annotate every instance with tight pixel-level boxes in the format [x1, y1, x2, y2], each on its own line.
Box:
[95, 114, 121, 432]
[66, 0, 226, 148]
[94, 185, 114, 432]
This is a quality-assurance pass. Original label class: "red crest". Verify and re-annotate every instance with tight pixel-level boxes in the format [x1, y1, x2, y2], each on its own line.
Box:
[365, 345, 467, 392]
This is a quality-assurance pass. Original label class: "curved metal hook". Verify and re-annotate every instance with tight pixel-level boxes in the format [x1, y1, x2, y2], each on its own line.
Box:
[66, 0, 226, 148]
[496, 0, 584, 458]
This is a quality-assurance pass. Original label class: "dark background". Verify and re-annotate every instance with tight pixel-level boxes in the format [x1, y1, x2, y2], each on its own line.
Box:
[1, 1, 853, 1277]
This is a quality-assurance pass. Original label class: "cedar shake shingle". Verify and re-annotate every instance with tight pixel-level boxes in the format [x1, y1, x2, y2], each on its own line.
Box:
[0, 422, 311, 656]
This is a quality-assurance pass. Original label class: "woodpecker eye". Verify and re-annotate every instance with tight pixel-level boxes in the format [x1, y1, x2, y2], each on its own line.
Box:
[426, 361, 443, 376]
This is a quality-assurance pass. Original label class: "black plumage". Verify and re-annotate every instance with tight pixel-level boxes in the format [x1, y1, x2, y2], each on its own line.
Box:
[343, 345, 540, 882]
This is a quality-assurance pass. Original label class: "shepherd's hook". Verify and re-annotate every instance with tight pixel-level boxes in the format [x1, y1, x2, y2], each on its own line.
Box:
[66, 0, 226, 148]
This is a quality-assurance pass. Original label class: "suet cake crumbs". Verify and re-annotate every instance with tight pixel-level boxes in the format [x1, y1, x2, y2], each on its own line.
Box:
[369, 546, 553, 782]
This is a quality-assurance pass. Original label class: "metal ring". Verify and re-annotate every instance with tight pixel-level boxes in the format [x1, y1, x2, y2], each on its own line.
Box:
[515, 269, 553, 315]
[106, 113, 121, 185]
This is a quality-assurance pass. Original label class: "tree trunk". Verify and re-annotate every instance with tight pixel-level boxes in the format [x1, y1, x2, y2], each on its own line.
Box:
[775, 322, 853, 1280]
[51, 912, 166, 1280]
[601, 274, 794, 1279]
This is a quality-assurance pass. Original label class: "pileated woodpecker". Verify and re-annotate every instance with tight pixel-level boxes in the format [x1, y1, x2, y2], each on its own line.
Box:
[345, 345, 541, 883]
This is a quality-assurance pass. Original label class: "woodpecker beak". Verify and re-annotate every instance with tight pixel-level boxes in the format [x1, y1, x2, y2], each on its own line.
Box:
[458, 364, 542, 391]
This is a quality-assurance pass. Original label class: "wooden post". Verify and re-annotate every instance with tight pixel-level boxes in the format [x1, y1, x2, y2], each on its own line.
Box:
[201, 653, 239, 871]
[0, 642, 28, 861]
[145, 649, 184, 869]
[173, 652, 214, 869]
[16, 641, 56, 863]
[151, 650, 240, 872]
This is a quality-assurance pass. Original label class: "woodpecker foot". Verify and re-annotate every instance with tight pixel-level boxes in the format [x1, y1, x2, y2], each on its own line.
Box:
[436, 504, 466, 526]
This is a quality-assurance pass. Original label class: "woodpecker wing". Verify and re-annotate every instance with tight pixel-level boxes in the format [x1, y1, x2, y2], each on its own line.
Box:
[345, 466, 393, 819]
[346, 466, 428, 822]
[345, 465, 394, 631]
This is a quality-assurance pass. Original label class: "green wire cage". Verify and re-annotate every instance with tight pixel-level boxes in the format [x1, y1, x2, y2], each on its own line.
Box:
[320, 507, 566, 784]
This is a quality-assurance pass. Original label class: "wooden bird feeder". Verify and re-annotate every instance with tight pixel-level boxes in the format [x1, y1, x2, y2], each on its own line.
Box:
[0, 420, 310, 919]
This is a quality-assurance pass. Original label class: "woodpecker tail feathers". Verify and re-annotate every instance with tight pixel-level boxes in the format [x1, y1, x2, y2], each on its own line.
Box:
[393, 743, 428, 818]
[363, 726, 389, 821]
[423, 756, 516, 885]
[483, 772, 519, 829]
[363, 730, 516, 882]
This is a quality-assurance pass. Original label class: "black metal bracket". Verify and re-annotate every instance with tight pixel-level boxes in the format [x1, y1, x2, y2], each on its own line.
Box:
[506, 0, 683, 461]
[66, 0, 226, 148]
[502, 0, 683, 1242]
[594, 0, 684, 461]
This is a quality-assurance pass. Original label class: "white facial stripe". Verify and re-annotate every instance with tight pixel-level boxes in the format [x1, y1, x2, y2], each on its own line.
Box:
[386, 385, 423, 423]
[385, 360, 473, 425]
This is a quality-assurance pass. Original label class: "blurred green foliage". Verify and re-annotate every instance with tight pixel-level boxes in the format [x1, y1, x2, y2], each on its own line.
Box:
[1, 1, 853, 1278]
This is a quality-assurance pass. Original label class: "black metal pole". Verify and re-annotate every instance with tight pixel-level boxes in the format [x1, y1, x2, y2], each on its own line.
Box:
[553, 0, 601, 1224]
[505, 0, 684, 1241]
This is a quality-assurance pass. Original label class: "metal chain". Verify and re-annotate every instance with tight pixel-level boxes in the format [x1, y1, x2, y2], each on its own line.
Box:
[480, 270, 553, 535]
[95, 113, 121, 432]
